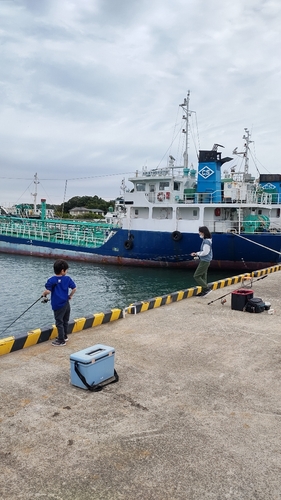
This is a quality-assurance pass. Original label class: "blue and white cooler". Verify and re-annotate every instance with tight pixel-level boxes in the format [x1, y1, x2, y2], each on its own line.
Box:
[70, 344, 117, 390]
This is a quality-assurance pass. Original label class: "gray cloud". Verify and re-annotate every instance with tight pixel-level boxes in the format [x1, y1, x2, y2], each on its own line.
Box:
[0, 0, 281, 206]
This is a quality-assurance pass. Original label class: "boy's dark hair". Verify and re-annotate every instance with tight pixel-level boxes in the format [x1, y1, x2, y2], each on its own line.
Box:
[54, 259, 69, 274]
[199, 226, 211, 239]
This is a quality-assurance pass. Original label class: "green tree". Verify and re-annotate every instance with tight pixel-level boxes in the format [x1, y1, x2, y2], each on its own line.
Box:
[58, 196, 115, 215]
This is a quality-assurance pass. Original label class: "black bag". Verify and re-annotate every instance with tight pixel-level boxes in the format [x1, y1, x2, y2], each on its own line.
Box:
[244, 297, 265, 313]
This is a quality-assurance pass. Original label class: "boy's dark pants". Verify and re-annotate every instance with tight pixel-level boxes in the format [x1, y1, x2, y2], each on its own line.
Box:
[54, 302, 70, 341]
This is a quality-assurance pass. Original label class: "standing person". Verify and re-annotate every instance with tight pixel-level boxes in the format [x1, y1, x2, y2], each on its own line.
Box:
[42, 259, 76, 346]
[191, 226, 213, 297]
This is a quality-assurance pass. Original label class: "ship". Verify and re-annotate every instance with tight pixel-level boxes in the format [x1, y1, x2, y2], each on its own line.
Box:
[1, 92, 281, 271]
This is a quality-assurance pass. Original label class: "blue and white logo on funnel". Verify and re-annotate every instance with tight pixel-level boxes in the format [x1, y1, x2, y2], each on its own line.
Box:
[262, 183, 276, 190]
[198, 166, 214, 179]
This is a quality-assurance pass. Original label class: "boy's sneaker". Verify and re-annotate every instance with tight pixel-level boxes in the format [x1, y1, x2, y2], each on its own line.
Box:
[55, 335, 69, 342]
[52, 339, 66, 347]
[201, 288, 212, 297]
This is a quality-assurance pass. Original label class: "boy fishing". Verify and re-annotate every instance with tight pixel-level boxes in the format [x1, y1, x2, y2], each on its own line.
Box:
[42, 259, 76, 346]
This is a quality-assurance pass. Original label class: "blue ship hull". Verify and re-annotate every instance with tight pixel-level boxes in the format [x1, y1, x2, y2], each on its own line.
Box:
[1, 229, 280, 270]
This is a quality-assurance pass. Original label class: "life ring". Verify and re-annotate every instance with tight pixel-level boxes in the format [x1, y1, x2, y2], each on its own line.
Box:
[171, 230, 182, 242]
[157, 192, 165, 202]
[214, 207, 221, 216]
[124, 239, 133, 250]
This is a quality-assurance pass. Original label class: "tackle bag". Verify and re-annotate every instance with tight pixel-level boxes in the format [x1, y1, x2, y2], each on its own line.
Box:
[244, 297, 265, 313]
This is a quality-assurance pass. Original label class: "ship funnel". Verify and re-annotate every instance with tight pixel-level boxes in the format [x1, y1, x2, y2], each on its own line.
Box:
[197, 150, 232, 203]
[41, 199, 46, 220]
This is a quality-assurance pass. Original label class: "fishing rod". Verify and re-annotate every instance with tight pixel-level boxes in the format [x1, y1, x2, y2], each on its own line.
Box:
[207, 274, 268, 306]
[1, 295, 48, 336]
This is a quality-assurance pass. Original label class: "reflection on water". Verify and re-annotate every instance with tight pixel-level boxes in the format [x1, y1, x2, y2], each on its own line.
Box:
[0, 254, 231, 338]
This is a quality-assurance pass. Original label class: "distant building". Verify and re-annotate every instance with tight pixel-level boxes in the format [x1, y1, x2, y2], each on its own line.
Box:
[69, 207, 104, 216]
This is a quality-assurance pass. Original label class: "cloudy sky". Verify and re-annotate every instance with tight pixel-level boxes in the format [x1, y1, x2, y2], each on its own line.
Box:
[0, 0, 280, 207]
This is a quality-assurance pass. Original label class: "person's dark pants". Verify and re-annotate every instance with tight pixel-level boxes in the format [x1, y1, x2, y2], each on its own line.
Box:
[193, 260, 210, 291]
[54, 302, 70, 342]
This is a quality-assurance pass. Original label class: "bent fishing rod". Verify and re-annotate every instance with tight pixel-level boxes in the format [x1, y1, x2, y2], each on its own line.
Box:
[1, 295, 48, 336]
[207, 274, 268, 306]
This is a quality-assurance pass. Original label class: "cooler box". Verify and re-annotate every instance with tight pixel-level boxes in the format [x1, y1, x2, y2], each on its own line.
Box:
[231, 289, 254, 311]
[70, 344, 115, 390]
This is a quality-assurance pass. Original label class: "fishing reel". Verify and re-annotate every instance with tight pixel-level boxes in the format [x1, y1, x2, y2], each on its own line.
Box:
[242, 276, 253, 288]
[41, 296, 49, 304]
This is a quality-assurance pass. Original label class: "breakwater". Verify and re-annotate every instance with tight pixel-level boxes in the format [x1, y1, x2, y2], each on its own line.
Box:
[1, 265, 279, 356]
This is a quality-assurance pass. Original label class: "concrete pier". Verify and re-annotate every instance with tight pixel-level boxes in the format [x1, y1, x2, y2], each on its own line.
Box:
[0, 271, 281, 499]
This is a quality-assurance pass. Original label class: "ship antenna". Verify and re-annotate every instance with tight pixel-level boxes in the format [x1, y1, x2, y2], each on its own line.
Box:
[61, 179, 68, 218]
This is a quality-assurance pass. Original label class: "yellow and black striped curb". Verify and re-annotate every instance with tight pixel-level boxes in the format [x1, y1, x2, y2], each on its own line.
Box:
[0, 309, 123, 356]
[125, 272, 251, 314]
[251, 264, 281, 277]
[125, 265, 281, 314]
[1, 265, 280, 356]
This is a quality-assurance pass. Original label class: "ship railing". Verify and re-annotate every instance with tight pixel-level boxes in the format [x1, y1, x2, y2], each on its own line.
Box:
[40, 231, 51, 240]
[181, 190, 275, 205]
[55, 234, 65, 242]
[269, 221, 281, 232]
[51, 230, 107, 247]
[204, 217, 276, 235]
[0, 223, 9, 235]
[273, 194, 281, 203]
[204, 219, 239, 234]
[0, 221, 112, 246]
[21, 227, 30, 237]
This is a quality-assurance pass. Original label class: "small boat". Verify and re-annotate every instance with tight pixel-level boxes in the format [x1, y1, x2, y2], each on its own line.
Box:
[1, 92, 281, 270]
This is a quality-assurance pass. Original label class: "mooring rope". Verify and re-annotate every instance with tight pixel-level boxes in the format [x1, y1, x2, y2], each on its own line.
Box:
[233, 232, 281, 256]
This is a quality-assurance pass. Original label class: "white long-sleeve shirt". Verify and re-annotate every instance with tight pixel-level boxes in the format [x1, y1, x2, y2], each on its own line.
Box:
[197, 243, 211, 257]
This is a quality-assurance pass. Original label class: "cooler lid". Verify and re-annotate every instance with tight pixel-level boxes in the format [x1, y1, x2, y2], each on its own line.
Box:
[70, 344, 115, 364]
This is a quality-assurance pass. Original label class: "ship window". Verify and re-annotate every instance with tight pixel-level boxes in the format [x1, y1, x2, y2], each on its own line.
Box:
[176, 207, 199, 220]
[152, 207, 173, 219]
[159, 181, 169, 190]
[258, 210, 262, 215]
[174, 182, 180, 191]
[149, 184, 155, 192]
[130, 207, 149, 219]
[136, 183, 146, 191]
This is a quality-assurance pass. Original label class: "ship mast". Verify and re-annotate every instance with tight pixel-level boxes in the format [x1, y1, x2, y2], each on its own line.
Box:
[179, 91, 191, 169]
[233, 128, 253, 181]
[243, 128, 253, 177]
[31, 173, 39, 213]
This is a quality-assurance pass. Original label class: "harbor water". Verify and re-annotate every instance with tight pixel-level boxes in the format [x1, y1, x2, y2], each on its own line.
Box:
[1, 254, 233, 338]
